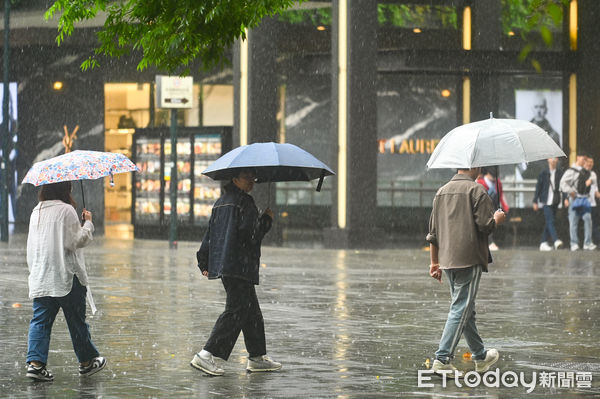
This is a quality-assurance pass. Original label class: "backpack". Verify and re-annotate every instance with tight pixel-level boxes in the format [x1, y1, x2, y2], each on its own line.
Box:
[571, 167, 591, 196]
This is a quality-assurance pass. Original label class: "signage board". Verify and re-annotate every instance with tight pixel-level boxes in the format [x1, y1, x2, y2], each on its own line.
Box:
[156, 75, 193, 109]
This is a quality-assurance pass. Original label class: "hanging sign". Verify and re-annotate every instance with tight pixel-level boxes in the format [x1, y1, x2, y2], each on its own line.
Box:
[156, 75, 193, 109]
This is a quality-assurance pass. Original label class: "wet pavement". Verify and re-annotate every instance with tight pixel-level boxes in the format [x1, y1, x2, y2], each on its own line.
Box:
[0, 235, 599, 398]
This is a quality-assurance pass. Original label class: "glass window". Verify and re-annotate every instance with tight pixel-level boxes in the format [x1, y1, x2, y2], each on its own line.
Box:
[501, 0, 564, 51]
[498, 74, 564, 208]
[377, 74, 458, 207]
[276, 4, 334, 206]
[377, 2, 460, 50]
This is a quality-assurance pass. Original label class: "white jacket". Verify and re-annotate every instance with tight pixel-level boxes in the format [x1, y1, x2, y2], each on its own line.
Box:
[27, 200, 94, 298]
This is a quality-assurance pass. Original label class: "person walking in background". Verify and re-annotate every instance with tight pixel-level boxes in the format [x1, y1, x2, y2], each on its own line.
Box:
[192, 168, 281, 376]
[26, 181, 106, 381]
[560, 152, 596, 251]
[426, 167, 506, 377]
[533, 157, 564, 251]
[583, 157, 600, 244]
[476, 167, 509, 251]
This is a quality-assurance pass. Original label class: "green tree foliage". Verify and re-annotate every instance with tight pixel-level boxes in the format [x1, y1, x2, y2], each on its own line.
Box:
[45, 0, 302, 74]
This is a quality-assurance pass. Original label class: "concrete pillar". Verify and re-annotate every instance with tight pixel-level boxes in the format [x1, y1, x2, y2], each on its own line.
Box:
[577, 0, 600, 162]
[469, 0, 502, 121]
[326, 0, 378, 247]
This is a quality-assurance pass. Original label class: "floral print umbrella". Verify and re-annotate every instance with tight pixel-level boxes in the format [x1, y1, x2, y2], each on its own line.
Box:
[22, 150, 139, 186]
[22, 150, 139, 210]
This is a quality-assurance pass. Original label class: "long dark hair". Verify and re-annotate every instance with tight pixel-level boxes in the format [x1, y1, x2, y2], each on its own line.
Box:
[38, 181, 76, 208]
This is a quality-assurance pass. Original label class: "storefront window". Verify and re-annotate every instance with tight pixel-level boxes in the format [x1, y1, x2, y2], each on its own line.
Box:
[276, 4, 334, 206]
[376, 74, 458, 207]
[498, 74, 564, 208]
[377, 2, 460, 50]
[501, 0, 565, 51]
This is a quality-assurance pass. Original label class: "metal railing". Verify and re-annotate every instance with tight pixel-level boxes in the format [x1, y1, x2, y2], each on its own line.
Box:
[275, 179, 539, 208]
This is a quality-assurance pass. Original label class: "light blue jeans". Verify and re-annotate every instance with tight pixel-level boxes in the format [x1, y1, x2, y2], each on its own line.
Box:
[568, 202, 592, 247]
[435, 265, 486, 363]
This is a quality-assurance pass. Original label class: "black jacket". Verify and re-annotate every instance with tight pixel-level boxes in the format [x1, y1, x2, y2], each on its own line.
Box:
[533, 167, 564, 206]
[197, 183, 272, 285]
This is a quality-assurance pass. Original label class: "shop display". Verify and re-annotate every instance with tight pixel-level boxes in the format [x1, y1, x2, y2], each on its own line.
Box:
[132, 127, 230, 236]
[135, 138, 162, 222]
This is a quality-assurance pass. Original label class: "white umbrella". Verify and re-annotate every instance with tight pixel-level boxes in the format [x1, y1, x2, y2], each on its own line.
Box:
[426, 116, 566, 169]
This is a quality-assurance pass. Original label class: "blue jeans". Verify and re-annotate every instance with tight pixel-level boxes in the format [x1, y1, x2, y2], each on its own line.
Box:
[435, 265, 486, 362]
[27, 276, 99, 365]
[568, 202, 592, 247]
[541, 205, 559, 244]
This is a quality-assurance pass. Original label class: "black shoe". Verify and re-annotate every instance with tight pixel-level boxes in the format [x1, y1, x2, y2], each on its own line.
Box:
[79, 357, 107, 377]
[26, 364, 54, 381]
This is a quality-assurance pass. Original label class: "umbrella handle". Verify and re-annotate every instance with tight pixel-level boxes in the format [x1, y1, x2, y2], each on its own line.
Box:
[80, 180, 86, 226]
[316, 170, 325, 192]
[495, 165, 500, 210]
[267, 181, 271, 208]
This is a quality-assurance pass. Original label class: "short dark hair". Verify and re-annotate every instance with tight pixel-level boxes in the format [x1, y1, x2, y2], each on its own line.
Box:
[39, 181, 76, 208]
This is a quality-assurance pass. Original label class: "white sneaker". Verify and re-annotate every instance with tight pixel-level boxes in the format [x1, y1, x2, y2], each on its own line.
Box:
[431, 359, 459, 378]
[488, 242, 499, 251]
[191, 353, 224, 376]
[539, 242, 553, 251]
[474, 349, 499, 373]
[571, 243, 580, 251]
[246, 355, 282, 372]
[553, 239, 563, 250]
[583, 243, 597, 250]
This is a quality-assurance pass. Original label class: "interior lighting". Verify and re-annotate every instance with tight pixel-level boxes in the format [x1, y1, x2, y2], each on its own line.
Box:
[317, 25, 326, 31]
[53, 81, 63, 90]
[441, 89, 451, 98]
[240, 31, 249, 146]
[508, 31, 515, 37]
[337, 0, 347, 230]
[569, 74, 577, 163]
[413, 28, 422, 34]
[463, 6, 472, 50]
[569, 0, 578, 51]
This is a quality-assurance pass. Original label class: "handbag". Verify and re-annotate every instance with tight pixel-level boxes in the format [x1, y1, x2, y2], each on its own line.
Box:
[571, 196, 591, 216]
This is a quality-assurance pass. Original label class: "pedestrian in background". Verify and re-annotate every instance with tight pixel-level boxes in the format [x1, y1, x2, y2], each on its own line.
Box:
[533, 157, 564, 251]
[427, 167, 506, 377]
[560, 152, 596, 251]
[192, 168, 281, 376]
[26, 181, 106, 381]
[476, 167, 509, 251]
[583, 157, 600, 244]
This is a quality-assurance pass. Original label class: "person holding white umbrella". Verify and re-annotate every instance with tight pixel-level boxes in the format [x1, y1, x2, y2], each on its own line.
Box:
[425, 116, 564, 376]
[426, 167, 506, 376]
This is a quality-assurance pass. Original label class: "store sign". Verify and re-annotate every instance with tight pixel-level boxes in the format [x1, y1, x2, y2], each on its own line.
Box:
[377, 138, 440, 155]
[156, 75, 193, 109]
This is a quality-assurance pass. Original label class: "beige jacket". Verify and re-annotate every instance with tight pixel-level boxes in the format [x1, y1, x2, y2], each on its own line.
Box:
[426, 174, 496, 270]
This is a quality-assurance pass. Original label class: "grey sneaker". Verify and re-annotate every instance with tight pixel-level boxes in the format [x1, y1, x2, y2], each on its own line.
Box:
[431, 359, 459, 378]
[246, 355, 282, 372]
[474, 349, 499, 373]
[190, 353, 224, 376]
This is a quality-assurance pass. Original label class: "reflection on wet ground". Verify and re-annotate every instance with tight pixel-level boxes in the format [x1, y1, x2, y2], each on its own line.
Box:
[0, 235, 598, 398]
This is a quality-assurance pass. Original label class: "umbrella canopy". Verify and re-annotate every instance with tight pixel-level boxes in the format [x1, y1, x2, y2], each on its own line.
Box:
[22, 150, 139, 186]
[202, 142, 335, 190]
[426, 117, 566, 169]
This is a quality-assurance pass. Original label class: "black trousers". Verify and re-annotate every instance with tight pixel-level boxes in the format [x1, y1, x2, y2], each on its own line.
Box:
[204, 276, 266, 361]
